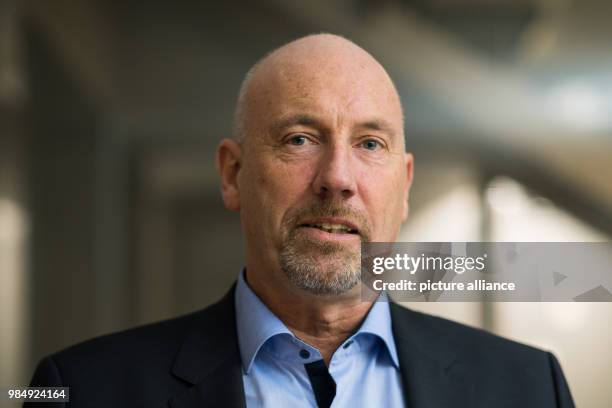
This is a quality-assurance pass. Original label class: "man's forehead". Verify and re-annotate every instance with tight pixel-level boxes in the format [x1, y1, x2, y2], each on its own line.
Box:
[257, 78, 403, 133]
[272, 110, 397, 130]
[236, 34, 404, 139]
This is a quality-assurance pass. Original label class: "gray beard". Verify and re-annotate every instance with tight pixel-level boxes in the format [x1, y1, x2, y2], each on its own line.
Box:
[279, 232, 361, 296]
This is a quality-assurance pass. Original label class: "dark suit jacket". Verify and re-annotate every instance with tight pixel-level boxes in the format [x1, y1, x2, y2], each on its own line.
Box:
[27, 287, 575, 407]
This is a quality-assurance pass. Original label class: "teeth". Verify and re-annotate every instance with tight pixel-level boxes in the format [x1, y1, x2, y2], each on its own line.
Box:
[308, 223, 355, 233]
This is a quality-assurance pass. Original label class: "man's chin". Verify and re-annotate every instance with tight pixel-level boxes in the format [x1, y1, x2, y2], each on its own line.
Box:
[279, 254, 361, 296]
[289, 269, 361, 297]
[278, 233, 362, 294]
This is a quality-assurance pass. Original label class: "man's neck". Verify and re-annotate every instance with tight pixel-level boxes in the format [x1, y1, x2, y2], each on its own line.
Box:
[245, 269, 373, 365]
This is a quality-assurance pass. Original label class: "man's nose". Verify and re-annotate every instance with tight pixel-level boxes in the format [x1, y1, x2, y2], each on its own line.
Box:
[312, 144, 357, 200]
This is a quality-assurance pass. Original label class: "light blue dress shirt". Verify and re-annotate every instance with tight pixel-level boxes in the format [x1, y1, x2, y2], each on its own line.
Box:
[235, 270, 406, 407]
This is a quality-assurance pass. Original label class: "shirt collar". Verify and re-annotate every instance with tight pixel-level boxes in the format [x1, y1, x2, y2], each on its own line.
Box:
[234, 269, 292, 374]
[234, 269, 400, 373]
[355, 290, 400, 368]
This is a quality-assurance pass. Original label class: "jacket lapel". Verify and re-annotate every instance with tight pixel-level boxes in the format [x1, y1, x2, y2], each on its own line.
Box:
[169, 287, 246, 408]
[390, 303, 473, 408]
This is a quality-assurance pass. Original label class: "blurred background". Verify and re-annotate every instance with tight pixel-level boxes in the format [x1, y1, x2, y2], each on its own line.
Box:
[1, 0, 611, 406]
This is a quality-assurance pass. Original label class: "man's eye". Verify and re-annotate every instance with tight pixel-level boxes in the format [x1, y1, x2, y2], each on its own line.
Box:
[287, 134, 309, 146]
[360, 139, 382, 151]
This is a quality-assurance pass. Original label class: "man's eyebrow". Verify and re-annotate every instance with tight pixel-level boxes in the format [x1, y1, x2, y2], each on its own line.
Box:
[357, 119, 396, 136]
[270, 115, 397, 137]
[271, 114, 323, 133]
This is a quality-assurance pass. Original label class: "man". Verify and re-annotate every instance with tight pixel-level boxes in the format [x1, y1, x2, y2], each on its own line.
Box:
[28, 34, 574, 407]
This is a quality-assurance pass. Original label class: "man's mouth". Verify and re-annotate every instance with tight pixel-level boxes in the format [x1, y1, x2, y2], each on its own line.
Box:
[299, 219, 359, 235]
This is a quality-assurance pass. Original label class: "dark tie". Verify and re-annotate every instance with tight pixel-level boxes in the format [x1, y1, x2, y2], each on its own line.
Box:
[304, 359, 336, 408]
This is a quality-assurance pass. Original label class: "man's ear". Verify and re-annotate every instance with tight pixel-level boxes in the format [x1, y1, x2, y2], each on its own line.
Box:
[402, 152, 414, 222]
[216, 138, 242, 211]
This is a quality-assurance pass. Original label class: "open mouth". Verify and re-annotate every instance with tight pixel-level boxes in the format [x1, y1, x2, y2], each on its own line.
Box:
[300, 222, 359, 235]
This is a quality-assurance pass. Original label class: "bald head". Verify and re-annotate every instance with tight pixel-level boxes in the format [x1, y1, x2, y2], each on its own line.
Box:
[233, 34, 404, 145]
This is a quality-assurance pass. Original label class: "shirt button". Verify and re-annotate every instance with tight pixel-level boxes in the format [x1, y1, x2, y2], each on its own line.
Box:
[299, 349, 311, 359]
[343, 340, 354, 349]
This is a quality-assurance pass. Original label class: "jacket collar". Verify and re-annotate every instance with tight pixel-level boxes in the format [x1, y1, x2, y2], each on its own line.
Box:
[390, 302, 473, 408]
[169, 287, 246, 408]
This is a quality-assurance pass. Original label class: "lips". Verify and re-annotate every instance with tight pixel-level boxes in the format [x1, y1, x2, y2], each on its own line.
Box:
[299, 218, 359, 235]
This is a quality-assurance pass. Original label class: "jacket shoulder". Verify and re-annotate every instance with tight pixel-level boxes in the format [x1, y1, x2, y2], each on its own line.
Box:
[28, 291, 238, 406]
[52, 310, 198, 365]
[390, 304, 575, 407]
[391, 303, 551, 363]
[44, 291, 234, 379]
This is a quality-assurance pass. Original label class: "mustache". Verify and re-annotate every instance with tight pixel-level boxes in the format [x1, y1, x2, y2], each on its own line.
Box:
[286, 200, 372, 240]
